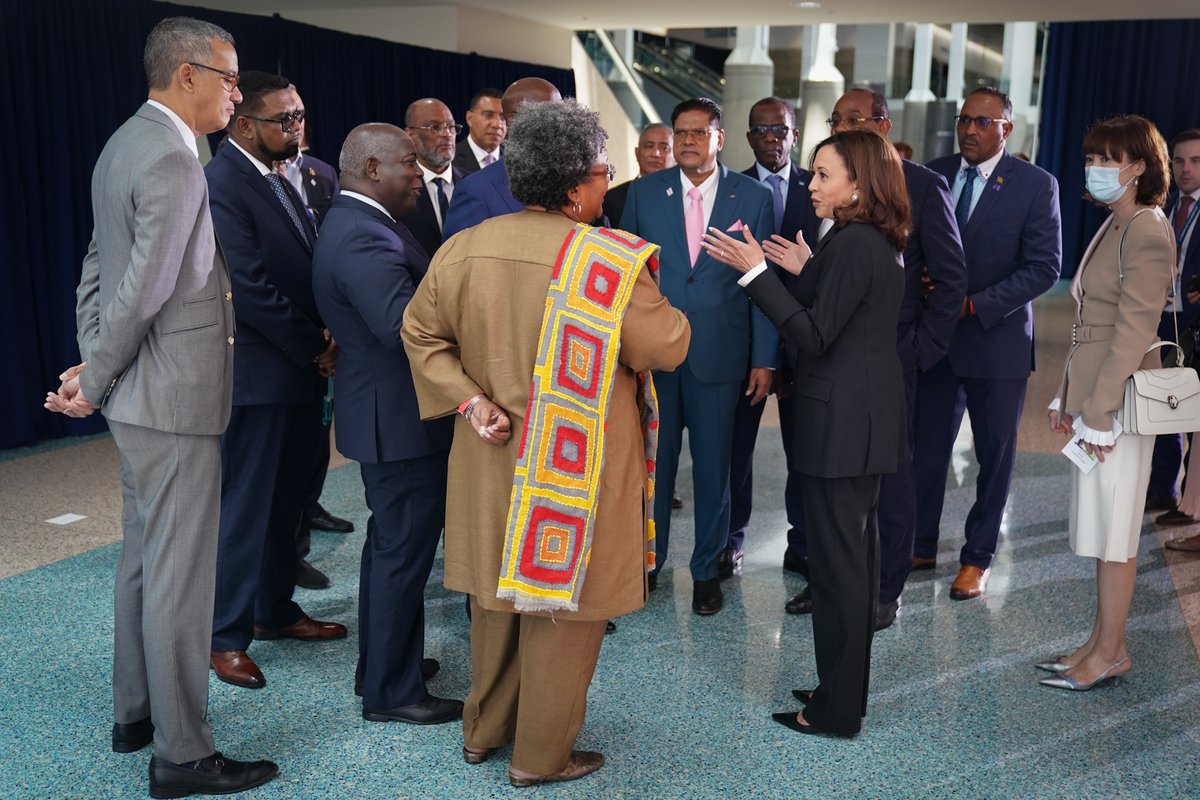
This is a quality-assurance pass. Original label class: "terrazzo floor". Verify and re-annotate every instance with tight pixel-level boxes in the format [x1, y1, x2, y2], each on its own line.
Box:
[4, 290, 1200, 799]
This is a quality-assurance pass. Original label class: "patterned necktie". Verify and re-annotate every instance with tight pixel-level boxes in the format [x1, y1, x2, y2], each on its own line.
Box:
[266, 172, 311, 250]
[685, 187, 704, 267]
[1177, 195, 1195, 240]
[432, 177, 450, 228]
[955, 166, 980, 230]
[766, 174, 785, 234]
[482, 153, 496, 167]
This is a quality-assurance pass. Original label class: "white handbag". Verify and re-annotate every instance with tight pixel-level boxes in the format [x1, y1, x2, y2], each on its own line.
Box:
[1119, 341, 1200, 435]
[1116, 209, 1200, 435]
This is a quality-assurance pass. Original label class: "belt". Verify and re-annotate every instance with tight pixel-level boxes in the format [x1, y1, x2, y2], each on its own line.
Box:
[1071, 323, 1115, 345]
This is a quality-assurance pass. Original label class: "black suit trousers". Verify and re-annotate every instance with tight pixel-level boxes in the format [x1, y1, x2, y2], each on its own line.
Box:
[800, 473, 879, 736]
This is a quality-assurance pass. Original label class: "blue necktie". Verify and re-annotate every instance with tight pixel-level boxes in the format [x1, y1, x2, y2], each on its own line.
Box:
[955, 166, 979, 230]
[266, 172, 312, 250]
[432, 177, 450, 229]
[766, 174, 785, 234]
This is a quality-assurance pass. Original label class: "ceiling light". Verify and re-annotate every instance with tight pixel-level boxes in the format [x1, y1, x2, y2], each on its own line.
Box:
[792, 1, 822, 8]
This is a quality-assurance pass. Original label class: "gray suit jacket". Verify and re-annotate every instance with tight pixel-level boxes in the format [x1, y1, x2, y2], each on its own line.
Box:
[75, 103, 235, 435]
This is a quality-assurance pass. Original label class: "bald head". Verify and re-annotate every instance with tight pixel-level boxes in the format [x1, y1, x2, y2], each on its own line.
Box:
[501, 77, 561, 123]
[339, 123, 423, 217]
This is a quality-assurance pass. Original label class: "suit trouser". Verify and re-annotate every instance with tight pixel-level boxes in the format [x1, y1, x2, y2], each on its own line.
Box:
[777, 393, 809, 562]
[1149, 433, 1190, 499]
[463, 600, 607, 774]
[109, 420, 218, 764]
[727, 377, 766, 554]
[652, 364, 741, 581]
[356, 452, 448, 710]
[912, 357, 1027, 568]
[876, 364, 919, 604]
[801, 473, 879, 736]
[297, 382, 335, 564]
[212, 400, 323, 651]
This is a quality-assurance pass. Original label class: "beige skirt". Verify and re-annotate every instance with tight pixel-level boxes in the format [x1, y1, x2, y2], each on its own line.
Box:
[1069, 432, 1154, 562]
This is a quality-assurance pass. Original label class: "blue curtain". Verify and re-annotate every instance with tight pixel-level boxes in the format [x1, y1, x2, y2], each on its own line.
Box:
[1039, 18, 1200, 279]
[0, 0, 573, 451]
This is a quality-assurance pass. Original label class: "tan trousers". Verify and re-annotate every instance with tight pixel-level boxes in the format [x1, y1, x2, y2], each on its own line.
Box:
[463, 598, 607, 773]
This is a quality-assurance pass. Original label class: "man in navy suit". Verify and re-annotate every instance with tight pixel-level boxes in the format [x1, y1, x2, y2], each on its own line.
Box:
[452, 87, 504, 177]
[620, 97, 775, 616]
[1148, 129, 1200, 525]
[725, 97, 820, 581]
[400, 98, 464, 259]
[915, 86, 1061, 600]
[205, 72, 347, 690]
[442, 78, 560, 239]
[313, 123, 461, 724]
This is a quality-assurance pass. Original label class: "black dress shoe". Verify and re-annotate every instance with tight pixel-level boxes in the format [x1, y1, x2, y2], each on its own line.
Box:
[112, 717, 153, 753]
[149, 752, 278, 799]
[295, 559, 331, 590]
[362, 694, 464, 725]
[1156, 508, 1197, 527]
[308, 504, 354, 533]
[671, 493, 683, 510]
[785, 586, 812, 615]
[356, 658, 441, 695]
[692, 578, 723, 616]
[605, 620, 617, 634]
[782, 552, 809, 579]
[647, 572, 658, 592]
[1145, 493, 1178, 513]
[874, 598, 900, 631]
[717, 546, 744, 580]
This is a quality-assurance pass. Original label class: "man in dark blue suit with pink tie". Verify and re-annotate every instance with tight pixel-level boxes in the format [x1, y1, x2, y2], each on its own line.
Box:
[312, 123, 460, 725]
[620, 97, 775, 616]
[915, 86, 1061, 600]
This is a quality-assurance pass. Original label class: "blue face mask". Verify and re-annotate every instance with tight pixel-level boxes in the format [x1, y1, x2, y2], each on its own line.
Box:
[1085, 163, 1135, 204]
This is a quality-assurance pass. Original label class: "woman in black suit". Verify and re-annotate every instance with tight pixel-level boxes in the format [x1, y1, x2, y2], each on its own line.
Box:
[703, 129, 909, 737]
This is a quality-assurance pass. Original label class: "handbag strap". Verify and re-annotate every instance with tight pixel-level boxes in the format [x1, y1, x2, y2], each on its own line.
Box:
[1141, 339, 1186, 363]
[1117, 207, 1179, 345]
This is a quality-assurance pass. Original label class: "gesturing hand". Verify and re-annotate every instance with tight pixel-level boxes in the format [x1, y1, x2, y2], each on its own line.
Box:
[701, 226, 765, 274]
[762, 230, 812, 276]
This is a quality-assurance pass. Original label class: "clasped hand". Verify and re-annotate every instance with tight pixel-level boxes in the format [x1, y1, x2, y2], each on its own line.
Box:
[701, 226, 812, 276]
[469, 397, 512, 447]
[44, 362, 100, 418]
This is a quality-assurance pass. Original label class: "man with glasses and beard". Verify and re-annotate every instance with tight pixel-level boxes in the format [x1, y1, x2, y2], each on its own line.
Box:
[204, 71, 347, 692]
[401, 98, 465, 259]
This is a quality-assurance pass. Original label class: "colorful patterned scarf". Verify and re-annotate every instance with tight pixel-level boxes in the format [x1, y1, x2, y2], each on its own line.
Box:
[497, 224, 661, 612]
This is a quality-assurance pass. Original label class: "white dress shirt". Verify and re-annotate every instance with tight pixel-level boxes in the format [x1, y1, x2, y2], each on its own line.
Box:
[952, 147, 1006, 221]
[420, 162, 455, 229]
[467, 136, 498, 169]
[340, 190, 395, 222]
[146, 99, 198, 159]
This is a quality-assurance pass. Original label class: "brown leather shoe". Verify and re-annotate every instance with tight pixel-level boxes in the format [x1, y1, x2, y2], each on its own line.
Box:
[210, 650, 265, 689]
[1166, 533, 1200, 552]
[253, 614, 347, 641]
[509, 750, 605, 788]
[949, 565, 990, 600]
[911, 556, 936, 570]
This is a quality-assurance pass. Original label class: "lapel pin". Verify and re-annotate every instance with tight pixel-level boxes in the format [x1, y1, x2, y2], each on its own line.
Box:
[666, 187, 674, 197]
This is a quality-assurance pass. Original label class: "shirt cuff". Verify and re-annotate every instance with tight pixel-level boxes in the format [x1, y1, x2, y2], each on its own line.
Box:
[1047, 398, 1062, 412]
[737, 261, 769, 287]
[1072, 413, 1122, 446]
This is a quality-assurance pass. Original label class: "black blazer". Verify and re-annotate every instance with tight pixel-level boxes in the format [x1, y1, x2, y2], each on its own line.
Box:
[399, 165, 463, 260]
[603, 179, 634, 228]
[299, 153, 338, 229]
[744, 222, 906, 478]
[452, 142, 484, 177]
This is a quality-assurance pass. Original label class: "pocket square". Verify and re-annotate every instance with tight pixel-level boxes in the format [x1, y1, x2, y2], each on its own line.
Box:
[727, 219, 744, 232]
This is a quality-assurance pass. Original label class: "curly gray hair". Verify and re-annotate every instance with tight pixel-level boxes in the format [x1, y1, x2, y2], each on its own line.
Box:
[505, 99, 608, 210]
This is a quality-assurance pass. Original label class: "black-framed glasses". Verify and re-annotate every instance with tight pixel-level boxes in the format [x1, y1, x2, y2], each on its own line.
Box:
[749, 124, 793, 138]
[826, 115, 887, 128]
[590, 164, 616, 182]
[186, 62, 239, 92]
[954, 115, 1009, 129]
[242, 110, 306, 133]
[673, 128, 716, 141]
[410, 123, 465, 136]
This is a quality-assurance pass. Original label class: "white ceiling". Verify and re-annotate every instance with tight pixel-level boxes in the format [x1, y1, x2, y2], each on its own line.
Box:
[181, 0, 1200, 31]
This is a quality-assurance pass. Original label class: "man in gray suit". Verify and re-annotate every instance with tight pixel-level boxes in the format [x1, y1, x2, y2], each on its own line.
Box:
[46, 17, 277, 798]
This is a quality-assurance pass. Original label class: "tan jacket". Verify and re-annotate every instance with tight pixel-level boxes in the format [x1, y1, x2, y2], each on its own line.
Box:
[1058, 207, 1176, 431]
[401, 211, 690, 620]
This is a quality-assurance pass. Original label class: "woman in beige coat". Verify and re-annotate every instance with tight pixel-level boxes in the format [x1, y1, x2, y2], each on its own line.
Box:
[402, 100, 689, 786]
[1044, 115, 1175, 690]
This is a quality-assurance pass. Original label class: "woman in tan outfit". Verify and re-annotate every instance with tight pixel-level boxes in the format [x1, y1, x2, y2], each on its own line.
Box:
[1044, 115, 1175, 691]
[402, 100, 689, 786]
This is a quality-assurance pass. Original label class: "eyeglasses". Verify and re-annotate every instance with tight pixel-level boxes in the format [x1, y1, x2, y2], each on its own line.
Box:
[749, 124, 793, 138]
[673, 128, 716, 141]
[242, 110, 306, 133]
[826, 115, 887, 129]
[954, 115, 1009, 129]
[187, 62, 239, 93]
[410, 123, 465, 136]
[590, 164, 616, 182]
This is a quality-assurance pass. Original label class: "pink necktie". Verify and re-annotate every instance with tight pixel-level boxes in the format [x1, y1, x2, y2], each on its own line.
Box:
[686, 187, 704, 267]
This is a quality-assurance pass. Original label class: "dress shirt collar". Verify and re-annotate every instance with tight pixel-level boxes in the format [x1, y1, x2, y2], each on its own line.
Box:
[754, 162, 791, 183]
[145, 99, 198, 159]
[420, 161, 453, 187]
[340, 189, 395, 222]
[680, 166, 720, 202]
[467, 136, 498, 168]
[958, 147, 1006, 183]
[228, 137, 271, 177]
